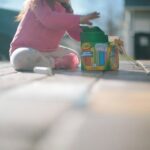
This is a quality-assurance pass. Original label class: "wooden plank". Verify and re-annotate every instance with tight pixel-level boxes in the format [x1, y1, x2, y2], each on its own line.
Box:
[0, 70, 99, 104]
[0, 65, 102, 91]
[136, 60, 150, 75]
[89, 80, 150, 115]
[88, 61, 150, 115]
[67, 61, 150, 150]
[103, 69, 150, 82]
[43, 69, 103, 107]
[0, 62, 11, 68]
[0, 67, 17, 76]
[0, 62, 17, 76]
[0, 96, 71, 150]
[103, 61, 150, 82]
[34, 109, 87, 150]
[69, 111, 150, 150]
[3, 60, 149, 150]
[137, 60, 150, 68]
[53, 67, 103, 78]
[0, 68, 100, 150]
[119, 60, 143, 72]
[0, 72, 47, 91]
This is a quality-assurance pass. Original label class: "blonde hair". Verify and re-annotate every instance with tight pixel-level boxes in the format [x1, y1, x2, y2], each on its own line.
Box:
[16, 0, 55, 21]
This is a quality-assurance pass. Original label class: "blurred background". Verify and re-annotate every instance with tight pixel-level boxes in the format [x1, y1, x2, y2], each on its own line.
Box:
[0, 0, 150, 60]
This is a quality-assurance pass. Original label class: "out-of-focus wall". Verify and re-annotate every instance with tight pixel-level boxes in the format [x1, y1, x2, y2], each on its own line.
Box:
[123, 0, 150, 59]
[0, 8, 18, 60]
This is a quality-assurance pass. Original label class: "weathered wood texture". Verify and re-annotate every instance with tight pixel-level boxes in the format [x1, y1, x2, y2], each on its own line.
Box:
[0, 60, 150, 150]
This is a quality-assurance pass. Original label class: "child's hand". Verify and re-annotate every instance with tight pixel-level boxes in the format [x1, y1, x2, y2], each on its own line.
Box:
[80, 12, 100, 25]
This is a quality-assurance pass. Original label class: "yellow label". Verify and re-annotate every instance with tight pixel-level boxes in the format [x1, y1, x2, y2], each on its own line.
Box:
[81, 42, 92, 50]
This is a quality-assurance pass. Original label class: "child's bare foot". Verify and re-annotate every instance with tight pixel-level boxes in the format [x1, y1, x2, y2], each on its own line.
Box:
[55, 53, 79, 70]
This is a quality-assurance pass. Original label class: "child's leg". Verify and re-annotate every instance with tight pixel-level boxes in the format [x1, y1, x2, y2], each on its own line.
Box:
[48, 45, 80, 58]
[10, 47, 55, 71]
[47, 45, 80, 69]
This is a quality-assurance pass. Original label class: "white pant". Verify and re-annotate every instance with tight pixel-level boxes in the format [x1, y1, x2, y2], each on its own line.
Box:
[10, 46, 79, 71]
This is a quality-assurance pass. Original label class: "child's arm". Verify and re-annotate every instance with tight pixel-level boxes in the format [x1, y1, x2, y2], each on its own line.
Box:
[32, 1, 100, 30]
[67, 26, 82, 41]
[32, 0, 80, 30]
[66, 12, 100, 41]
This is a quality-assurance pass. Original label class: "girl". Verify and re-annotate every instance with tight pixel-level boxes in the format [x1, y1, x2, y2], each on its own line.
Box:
[10, 0, 100, 71]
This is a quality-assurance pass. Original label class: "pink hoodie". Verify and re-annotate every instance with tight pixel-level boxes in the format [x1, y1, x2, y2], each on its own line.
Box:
[9, 0, 81, 54]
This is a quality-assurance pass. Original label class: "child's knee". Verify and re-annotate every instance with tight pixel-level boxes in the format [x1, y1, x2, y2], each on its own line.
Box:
[10, 47, 39, 71]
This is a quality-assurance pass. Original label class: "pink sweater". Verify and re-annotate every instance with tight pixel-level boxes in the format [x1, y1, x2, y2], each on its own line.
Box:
[10, 0, 81, 54]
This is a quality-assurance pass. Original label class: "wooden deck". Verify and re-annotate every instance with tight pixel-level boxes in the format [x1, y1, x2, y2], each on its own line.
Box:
[0, 60, 150, 150]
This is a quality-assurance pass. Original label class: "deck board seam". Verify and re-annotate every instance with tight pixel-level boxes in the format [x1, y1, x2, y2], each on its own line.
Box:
[73, 72, 104, 108]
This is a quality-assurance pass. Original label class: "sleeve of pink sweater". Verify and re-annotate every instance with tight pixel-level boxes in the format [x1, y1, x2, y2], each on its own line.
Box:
[32, 1, 80, 30]
[67, 26, 82, 41]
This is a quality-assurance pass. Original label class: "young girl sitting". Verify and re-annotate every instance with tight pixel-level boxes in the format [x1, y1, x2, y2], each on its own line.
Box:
[10, 0, 100, 71]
